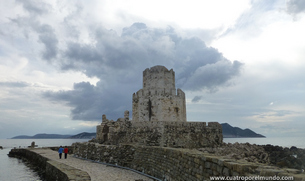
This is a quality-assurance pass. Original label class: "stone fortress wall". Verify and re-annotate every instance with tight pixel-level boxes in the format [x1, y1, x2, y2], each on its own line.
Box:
[96, 65, 223, 148]
[132, 66, 186, 122]
[73, 143, 304, 181]
[96, 114, 222, 148]
[88, 65, 305, 180]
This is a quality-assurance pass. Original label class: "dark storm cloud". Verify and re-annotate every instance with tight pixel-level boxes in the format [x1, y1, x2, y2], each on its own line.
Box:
[286, 0, 305, 15]
[191, 96, 202, 103]
[61, 23, 242, 87]
[36, 24, 58, 60]
[0, 81, 30, 88]
[44, 81, 133, 121]
[61, 23, 176, 77]
[182, 60, 243, 91]
[42, 23, 243, 121]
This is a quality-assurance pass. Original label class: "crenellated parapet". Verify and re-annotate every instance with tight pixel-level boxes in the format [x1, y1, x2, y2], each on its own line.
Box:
[143, 65, 175, 90]
[133, 65, 186, 122]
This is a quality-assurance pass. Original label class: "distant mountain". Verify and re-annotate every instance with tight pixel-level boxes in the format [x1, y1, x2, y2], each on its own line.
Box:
[11, 132, 95, 139]
[12, 123, 264, 139]
[68, 132, 96, 139]
[11, 135, 32, 139]
[221, 123, 265, 138]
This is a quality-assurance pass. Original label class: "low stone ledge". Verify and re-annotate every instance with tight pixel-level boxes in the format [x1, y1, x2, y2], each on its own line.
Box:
[9, 148, 90, 181]
[73, 142, 305, 181]
[46, 160, 90, 181]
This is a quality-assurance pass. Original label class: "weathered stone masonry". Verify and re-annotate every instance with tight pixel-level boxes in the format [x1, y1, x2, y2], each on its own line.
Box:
[133, 66, 186, 122]
[97, 119, 222, 148]
[83, 65, 305, 180]
[73, 142, 305, 181]
[96, 65, 223, 148]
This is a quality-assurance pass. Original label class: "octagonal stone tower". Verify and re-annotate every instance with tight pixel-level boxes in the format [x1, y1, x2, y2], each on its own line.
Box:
[132, 65, 186, 122]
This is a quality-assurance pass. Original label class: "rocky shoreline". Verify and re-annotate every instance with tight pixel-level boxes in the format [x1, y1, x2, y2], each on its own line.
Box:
[198, 142, 305, 171]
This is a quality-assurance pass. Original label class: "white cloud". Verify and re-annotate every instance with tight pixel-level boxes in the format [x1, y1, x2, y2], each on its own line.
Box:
[0, 0, 305, 138]
[79, 121, 100, 127]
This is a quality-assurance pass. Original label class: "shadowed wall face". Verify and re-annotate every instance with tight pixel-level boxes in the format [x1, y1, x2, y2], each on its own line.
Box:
[132, 65, 186, 122]
[97, 120, 223, 148]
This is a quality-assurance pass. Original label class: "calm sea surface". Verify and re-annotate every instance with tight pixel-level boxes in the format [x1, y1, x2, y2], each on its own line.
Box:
[0, 139, 89, 181]
[0, 137, 304, 180]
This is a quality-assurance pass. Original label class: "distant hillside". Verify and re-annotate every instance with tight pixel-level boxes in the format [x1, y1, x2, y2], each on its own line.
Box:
[221, 123, 265, 138]
[11, 135, 32, 139]
[11, 124, 264, 139]
[11, 132, 95, 139]
[68, 132, 96, 139]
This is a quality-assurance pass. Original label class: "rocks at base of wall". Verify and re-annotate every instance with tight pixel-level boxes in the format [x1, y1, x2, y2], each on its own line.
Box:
[197, 143, 305, 170]
[198, 142, 269, 164]
[263, 144, 305, 170]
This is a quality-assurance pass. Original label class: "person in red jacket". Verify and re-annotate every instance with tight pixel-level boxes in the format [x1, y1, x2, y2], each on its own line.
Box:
[64, 146, 68, 159]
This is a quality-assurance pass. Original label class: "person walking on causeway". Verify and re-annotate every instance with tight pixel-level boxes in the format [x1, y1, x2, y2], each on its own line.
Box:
[58, 146, 64, 159]
[64, 146, 68, 159]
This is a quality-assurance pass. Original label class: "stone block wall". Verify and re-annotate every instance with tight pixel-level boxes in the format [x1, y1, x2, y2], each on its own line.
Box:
[132, 65, 186, 122]
[96, 120, 223, 148]
[132, 88, 186, 122]
[73, 142, 305, 181]
[142, 65, 175, 91]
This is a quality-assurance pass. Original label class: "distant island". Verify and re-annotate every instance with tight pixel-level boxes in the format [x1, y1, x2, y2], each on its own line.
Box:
[11, 123, 265, 139]
[221, 123, 265, 138]
[11, 132, 96, 139]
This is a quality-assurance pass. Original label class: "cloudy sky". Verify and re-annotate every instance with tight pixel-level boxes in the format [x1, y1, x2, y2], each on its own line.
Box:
[1, 0, 305, 138]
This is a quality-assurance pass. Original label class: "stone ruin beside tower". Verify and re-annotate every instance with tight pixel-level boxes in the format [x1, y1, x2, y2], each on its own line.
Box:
[96, 65, 222, 148]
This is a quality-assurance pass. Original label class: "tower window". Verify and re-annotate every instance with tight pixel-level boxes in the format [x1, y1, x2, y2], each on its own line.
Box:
[148, 99, 152, 121]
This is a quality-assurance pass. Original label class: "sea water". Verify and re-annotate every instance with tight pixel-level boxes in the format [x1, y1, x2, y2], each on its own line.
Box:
[223, 137, 305, 148]
[0, 139, 89, 181]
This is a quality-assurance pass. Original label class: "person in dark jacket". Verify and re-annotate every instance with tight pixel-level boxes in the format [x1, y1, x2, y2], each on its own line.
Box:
[64, 146, 68, 159]
[58, 146, 64, 159]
